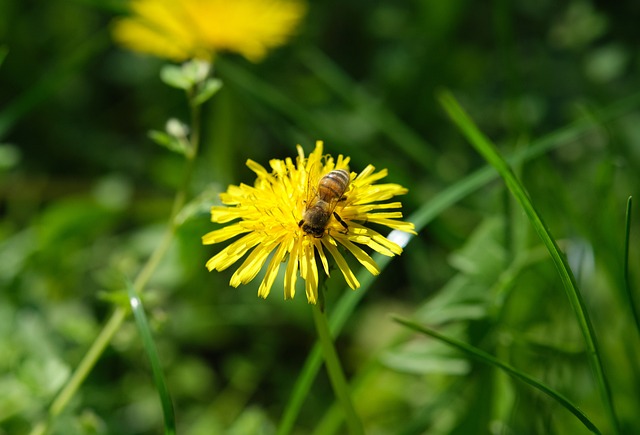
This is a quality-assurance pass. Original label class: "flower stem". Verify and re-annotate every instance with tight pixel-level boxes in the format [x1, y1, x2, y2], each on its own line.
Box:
[29, 73, 205, 435]
[50, 307, 127, 416]
[34, 219, 179, 434]
[311, 304, 364, 435]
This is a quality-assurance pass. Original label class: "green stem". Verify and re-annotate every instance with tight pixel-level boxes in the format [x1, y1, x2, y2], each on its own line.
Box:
[29, 309, 128, 435]
[51, 308, 127, 414]
[34, 220, 178, 435]
[623, 196, 640, 335]
[311, 304, 364, 435]
[29, 74, 205, 435]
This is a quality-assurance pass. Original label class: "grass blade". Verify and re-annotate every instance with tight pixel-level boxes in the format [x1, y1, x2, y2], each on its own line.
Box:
[127, 284, 176, 435]
[623, 196, 640, 335]
[438, 89, 619, 434]
[311, 304, 364, 435]
[392, 316, 602, 434]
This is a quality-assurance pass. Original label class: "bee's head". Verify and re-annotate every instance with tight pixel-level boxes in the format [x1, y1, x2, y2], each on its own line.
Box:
[301, 222, 325, 238]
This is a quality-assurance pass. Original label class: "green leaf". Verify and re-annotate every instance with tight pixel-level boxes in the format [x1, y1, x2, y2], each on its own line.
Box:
[160, 64, 192, 90]
[228, 408, 274, 435]
[380, 342, 470, 376]
[193, 78, 223, 106]
[97, 289, 130, 308]
[174, 183, 221, 225]
[127, 283, 176, 435]
[18, 358, 70, 398]
[36, 199, 115, 247]
[148, 130, 189, 155]
[448, 217, 507, 280]
[392, 315, 602, 435]
[180, 58, 211, 84]
[160, 60, 212, 91]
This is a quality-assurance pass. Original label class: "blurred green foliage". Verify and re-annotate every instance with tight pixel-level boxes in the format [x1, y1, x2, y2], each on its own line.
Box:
[2, 1, 640, 434]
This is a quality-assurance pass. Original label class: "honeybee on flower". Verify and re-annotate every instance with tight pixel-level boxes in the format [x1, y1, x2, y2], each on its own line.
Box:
[298, 168, 351, 238]
[202, 141, 415, 304]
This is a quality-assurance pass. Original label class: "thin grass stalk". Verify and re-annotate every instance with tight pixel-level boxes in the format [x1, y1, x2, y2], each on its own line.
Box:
[28, 79, 205, 435]
[393, 316, 602, 434]
[438, 89, 619, 434]
[311, 303, 364, 435]
[623, 196, 640, 335]
[128, 284, 176, 435]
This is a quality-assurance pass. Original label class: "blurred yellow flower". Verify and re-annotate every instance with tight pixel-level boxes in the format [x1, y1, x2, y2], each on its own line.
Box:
[202, 141, 415, 304]
[112, 0, 306, 62]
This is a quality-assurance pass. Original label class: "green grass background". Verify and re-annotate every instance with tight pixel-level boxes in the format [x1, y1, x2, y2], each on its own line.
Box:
[1, 1, 639, 434]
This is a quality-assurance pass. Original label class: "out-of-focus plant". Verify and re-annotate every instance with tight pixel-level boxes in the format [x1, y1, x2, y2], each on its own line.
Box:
[27, 1, 306, 433]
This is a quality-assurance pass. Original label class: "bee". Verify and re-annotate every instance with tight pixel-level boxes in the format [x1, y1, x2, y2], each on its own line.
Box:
[298, 169, 350, 238]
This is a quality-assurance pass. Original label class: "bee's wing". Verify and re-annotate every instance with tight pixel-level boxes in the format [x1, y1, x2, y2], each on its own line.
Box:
[304, 162, 322, 206]
[324, 195, 341, 217]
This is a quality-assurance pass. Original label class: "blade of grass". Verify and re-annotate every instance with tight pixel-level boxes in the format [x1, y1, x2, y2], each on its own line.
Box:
[127, 283, 176, 435]
[623, 196, 640, 335]
[392, 316, 602, 434]
[312, 304, 364, 435]
[438, 89, 619, 434]
[30, 66, 208, 435]
[275, 91, 640, 435]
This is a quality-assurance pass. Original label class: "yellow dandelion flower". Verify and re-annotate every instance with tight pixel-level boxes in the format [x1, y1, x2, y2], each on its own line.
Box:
[202, 141, 416, 304]
[112, 0, 306, 62]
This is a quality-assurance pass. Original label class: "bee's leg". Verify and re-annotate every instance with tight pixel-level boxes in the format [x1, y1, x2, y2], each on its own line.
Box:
[333, 212, 348, 233]
[298, 219, 304, 227]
